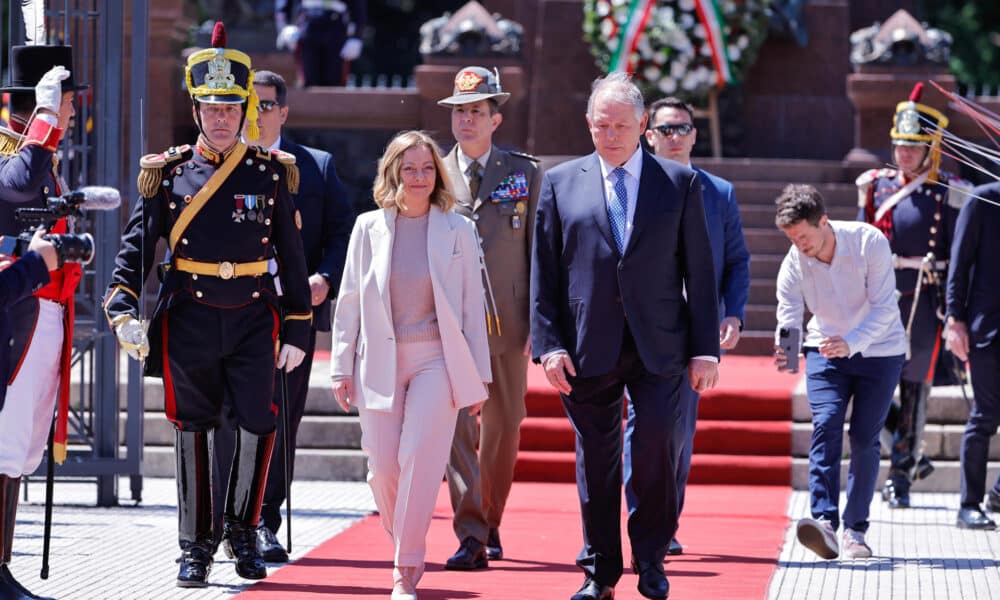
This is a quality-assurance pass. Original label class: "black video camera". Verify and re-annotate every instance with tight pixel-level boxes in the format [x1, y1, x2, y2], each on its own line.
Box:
[0, 190, 103, 267]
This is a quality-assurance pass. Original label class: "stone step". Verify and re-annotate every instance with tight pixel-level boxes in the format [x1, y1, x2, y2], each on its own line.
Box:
[744, 304, 779, 331]
[732, 181, 857, 207]
[749, 278, 777, 305]
[792, 380, 973, 425]
[791, 422, 1000, 461]
[726, 330, 777, 356]
[140, 444, 367, 481]
[120, 412, 361, 449]
[745, 227, 795, 254]
[739, 203, 857, 228]
[750, 254, 783, 279]
[791, 457, 1000, 493]
[690, 158, 853, 184]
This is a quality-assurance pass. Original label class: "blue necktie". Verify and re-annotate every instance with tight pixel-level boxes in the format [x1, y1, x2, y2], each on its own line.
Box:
[608, 167, 628, 254]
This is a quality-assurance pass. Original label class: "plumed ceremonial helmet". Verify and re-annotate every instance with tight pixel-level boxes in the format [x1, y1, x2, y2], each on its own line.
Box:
[185, 21, 261, 139]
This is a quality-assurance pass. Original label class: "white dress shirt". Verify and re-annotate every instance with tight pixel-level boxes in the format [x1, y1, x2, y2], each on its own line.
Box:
[775, 220, 906, 357]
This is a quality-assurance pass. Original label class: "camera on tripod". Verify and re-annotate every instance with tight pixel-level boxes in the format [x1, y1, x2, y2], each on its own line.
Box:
[0, 187, 120, 267]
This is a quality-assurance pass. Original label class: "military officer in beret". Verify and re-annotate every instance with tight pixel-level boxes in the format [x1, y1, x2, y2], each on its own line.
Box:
[437, 66, 541, 570]
[103, 22, 312, 588]
[857, 82, 972, 509]
[0, 43, 86, 600]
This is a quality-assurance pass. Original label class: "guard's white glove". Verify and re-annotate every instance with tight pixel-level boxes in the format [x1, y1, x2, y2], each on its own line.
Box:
[35, 66, 70, 114]
[114, 316, 149, 361]
[276, 343, 306, 373]
[340, 37, 363, 61]
[276, 24, 301, 51]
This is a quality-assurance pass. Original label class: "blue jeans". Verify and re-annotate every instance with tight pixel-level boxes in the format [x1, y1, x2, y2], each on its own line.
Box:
[805, 349, 904, 533]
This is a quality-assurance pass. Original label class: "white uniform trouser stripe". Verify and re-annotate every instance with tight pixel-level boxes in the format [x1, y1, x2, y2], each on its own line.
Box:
[0, 299, 64, 477]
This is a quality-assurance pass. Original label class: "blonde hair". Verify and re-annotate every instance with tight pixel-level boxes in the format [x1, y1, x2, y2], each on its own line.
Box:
[373, 130, 455, 212]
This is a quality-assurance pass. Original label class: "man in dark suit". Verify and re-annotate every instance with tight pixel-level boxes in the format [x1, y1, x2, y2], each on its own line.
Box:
[946, 181, 1000, 530]
[642, 97, 750, 555]
[213, 70, 355, 562]
[531, 72, 720, 600]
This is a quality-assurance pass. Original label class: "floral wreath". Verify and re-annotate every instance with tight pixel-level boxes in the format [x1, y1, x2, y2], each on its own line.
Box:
[583, 0, 771, 103]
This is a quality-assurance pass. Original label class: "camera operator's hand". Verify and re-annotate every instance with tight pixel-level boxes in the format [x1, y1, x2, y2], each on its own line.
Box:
[28, 229, 58, 271]
[35, 66, 70, 115]
[114, 316, 149, 361]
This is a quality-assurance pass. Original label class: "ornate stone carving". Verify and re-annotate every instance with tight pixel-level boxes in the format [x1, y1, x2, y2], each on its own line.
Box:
[419, 1, 523, 58]
[850, 9, 951, 67]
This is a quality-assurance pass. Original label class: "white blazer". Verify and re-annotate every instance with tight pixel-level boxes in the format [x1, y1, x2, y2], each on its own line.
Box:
[330, 205, 492, 411]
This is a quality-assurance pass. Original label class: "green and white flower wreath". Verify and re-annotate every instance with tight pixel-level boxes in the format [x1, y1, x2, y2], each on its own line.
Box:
[583, 0, 771, 103]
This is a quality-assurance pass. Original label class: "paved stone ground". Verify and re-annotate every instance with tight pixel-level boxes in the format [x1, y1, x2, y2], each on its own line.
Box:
[769, 491, 1000, 599]
[6, 477, 376, 600]
[10, 478, 1000, 599]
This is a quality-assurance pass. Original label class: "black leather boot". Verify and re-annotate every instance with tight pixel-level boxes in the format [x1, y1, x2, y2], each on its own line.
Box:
[1, 475, 54, 600]
[887, 380, 932, 508]
[175, 430, 215, 588]
[221, 427, 275, 580]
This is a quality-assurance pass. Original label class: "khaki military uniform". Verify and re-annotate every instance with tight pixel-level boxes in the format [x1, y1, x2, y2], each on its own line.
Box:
[444, 144, 539, 543]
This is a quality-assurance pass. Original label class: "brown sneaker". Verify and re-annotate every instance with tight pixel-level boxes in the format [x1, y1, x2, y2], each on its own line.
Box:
[841, 529, 872, 559]
[796, 517, 838, 559]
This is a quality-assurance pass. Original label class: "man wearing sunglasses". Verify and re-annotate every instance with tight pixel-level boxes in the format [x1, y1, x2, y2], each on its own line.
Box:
[642, 97, 750, 556]
[213, 69, 356, 563]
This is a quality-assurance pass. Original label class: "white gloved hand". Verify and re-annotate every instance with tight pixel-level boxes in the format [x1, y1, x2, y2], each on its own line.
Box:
[276, 24, 301, 51]
[340, 37, 363, 61]
[35, 66, 70, 114]
[114, 317, 149, 361]
[276, 343, 306, 373]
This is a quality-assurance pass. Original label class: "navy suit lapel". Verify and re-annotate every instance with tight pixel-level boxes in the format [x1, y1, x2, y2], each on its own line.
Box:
[625, 151, 666, 255]
[584, 153, 618, 253]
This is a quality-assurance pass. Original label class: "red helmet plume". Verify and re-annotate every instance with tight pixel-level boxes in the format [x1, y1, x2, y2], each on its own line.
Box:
[909, 82, 924, 103]
[211, 21, 226, 48]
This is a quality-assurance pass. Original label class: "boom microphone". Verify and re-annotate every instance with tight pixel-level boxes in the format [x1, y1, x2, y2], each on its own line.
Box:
[61, 186, 122, 211]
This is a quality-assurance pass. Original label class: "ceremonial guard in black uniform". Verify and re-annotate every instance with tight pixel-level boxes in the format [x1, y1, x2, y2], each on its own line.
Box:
[276, 0, 366, 86]
[857, 82, 972, 508]
[103, 23, 312, 587]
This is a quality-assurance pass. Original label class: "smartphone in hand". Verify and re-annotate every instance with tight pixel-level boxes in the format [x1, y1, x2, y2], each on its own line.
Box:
[778, 327, 800, 374]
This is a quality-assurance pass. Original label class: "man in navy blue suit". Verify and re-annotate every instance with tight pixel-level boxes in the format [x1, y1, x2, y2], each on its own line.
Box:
[531, 72, 720, 600]
[946, 181, 1000, 530]
[213, 70, 355, 562]
[642, 97, 750, 555]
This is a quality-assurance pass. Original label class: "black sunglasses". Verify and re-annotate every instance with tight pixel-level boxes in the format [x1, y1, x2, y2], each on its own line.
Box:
[258, 100, 281, 112]
[652, 123, 694, 137]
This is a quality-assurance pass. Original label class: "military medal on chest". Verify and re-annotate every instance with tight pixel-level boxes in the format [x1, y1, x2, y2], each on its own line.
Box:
[490, 169, 529, 229]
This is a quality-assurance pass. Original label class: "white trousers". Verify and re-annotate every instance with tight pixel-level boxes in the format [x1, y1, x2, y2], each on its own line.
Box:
[358, 339, 458, 568]
[0, 299, 64, 477]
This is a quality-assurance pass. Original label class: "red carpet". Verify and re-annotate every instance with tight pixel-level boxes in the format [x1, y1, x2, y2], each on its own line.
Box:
[518, 356, 799, 485]
[237, 481, 790, 599]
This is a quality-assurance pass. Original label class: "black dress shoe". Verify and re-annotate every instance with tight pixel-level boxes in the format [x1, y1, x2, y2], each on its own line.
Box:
[486, 527, 503, 561]
[222, 522, 268, 579]
[986, 490, 1000, 513]
[570, 577, 615, 600]
[256, 525, 289, 563]
[444, 536, 487, 570]
[956, 506, 997, 530]
[632, 558, 669, 599]
[884, 479, 911, 509]
[667, 536, 683, 556]
[176, 544, 214, 588]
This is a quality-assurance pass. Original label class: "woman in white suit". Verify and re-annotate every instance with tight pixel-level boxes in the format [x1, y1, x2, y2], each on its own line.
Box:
[330, 130, 491, 600]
